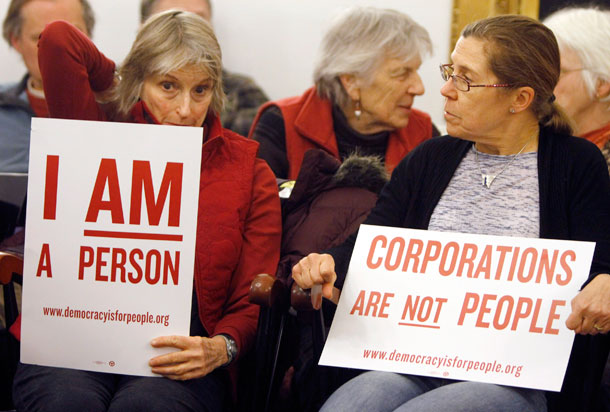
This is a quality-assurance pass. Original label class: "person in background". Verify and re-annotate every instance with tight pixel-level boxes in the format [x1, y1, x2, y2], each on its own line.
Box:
[249, 7, 439, 180]
[544, 8, 610, 411]
[0, 0, 94, 342]
[544, 7, 610, 174]
[140, 0, 270, 137]
[12, 10, 281, 411]
[292, 14, 610, 412]
[0, 0, 94, 173]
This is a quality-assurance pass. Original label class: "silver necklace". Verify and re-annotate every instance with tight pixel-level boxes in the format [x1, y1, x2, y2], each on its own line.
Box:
[474, 132, 537, 189]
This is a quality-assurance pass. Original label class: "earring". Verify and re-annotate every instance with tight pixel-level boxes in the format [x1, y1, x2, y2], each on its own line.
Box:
[354, 100, 362, 120]
[509, 108, 516, 114]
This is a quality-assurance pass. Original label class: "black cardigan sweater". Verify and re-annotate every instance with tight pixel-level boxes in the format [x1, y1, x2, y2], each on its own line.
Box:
[330, 126, 610, 412]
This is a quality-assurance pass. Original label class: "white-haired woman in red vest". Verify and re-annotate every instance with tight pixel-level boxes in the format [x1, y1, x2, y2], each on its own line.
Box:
[249, 6, 439, 180]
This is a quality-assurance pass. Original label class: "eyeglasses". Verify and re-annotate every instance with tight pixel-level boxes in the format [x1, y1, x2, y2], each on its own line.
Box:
[440, 64, 512, 92]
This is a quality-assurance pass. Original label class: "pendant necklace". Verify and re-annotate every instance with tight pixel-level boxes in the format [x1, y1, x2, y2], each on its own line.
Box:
[475, 131, 537, 189]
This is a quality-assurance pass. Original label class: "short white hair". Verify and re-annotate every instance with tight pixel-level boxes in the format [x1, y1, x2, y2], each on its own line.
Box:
[313, 7, 432, 108]
[544, 7, 610, 103]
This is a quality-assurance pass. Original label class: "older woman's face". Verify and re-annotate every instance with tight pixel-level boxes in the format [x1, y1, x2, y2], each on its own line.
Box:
[554, 47, 591, 134]
[140, 64, 213, 127]
[441, 37, 515, 140]
[357, 55, 425, 133]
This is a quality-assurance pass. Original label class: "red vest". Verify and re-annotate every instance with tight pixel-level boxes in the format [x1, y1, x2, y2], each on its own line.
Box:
[581, 122, 610, 150]
[251, 87, 433, 179]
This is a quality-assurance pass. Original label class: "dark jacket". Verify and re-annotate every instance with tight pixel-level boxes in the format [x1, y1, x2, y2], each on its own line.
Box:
[0, 76, 35, 173]
[275, 149, 388, 283]
[221, 69, 269, 137]
[276, 148, 389, 411]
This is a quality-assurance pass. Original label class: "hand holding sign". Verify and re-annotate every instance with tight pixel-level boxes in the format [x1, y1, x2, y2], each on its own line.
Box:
[566, 273, 610, 335]
[292, 253, 336, 309]
[149, 335, 228, 380]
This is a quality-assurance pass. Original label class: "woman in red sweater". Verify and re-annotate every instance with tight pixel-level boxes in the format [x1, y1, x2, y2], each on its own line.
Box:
[13, 11, 281, 412]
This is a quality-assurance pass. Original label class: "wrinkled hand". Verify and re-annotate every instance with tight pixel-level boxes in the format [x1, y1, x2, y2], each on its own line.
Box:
[149, 335, 228, 380]
[292, 253, 336, 309]
[566, 274, 610, 335]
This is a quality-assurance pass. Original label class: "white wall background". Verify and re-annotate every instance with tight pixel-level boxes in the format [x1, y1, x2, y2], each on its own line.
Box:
[0, 0, 452, 128]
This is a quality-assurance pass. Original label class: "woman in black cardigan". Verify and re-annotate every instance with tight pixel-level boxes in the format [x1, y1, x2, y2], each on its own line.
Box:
[292, 15, 610, 412]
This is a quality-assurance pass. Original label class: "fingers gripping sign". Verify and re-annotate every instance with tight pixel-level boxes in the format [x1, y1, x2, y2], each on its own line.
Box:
[565, 274, 610, 335]
[292, 253, 337, 309]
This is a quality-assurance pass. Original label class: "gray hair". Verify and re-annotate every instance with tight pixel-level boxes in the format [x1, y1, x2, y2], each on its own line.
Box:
[314, 7, 432, 107]
[115, 9, 225, 116]
[3, 0, 95, 45]
[544, 7, 610, 104]
[140, 0, 212, 23]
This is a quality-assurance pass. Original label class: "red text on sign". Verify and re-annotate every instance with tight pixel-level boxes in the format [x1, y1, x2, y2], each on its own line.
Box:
[401, 295, 447, 324]
[457, 292, 565, 335]
[365, 235, 574, 286]
[85, 159, 183, 227]
[36, 243, 53, 278]
[78, 246, 180, 285]
[350, 290, 394, 318]
[43, 155, 59, 220]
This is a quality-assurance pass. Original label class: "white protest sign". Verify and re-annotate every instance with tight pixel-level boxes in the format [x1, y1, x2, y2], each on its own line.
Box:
[21, 118, 202, 376]
[320, 224, 595, 391]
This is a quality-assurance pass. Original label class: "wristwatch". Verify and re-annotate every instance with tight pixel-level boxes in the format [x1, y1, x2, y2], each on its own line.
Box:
[219, 334, 238, 365]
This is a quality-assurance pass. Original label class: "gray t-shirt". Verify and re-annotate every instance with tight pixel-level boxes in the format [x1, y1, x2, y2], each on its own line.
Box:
[428, 146, 539, 238]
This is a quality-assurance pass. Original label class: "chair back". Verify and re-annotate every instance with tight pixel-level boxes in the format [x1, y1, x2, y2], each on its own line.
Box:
[0, 173, 28, 241]
[0, 251, 23, 411]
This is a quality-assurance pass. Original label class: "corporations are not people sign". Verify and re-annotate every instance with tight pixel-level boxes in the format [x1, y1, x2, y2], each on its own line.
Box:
[320, 225, 595, 391]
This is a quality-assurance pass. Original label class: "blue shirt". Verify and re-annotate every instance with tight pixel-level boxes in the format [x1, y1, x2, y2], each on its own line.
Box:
[0, 75, 35, 173]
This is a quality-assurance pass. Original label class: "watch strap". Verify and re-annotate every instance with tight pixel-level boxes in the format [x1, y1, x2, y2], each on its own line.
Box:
[219, 334, 237, 365]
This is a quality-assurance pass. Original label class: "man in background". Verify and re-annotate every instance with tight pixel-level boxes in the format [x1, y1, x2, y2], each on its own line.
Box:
[141, 0, 269, 137]
[0, 0, 95, 173]
[0, 0, 94, 350]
